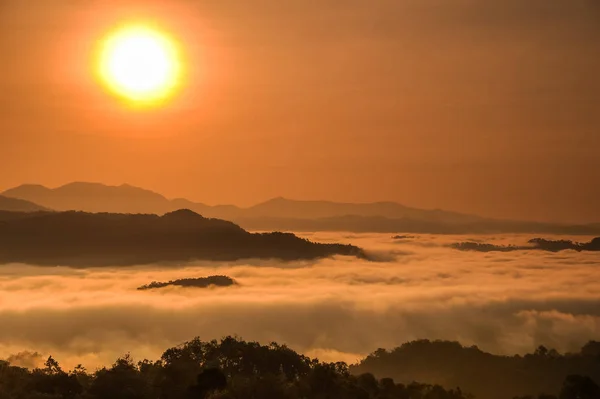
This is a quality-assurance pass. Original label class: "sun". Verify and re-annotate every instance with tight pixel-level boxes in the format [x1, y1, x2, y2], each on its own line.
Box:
[96, 24, 183, 106]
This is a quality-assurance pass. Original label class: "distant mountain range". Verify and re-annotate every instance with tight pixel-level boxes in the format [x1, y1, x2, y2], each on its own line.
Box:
[0, 182, 479, 222]
[0, 209, 365, 266]
[0, 195, 49, 212]
[2, 182, 599, 234]
[2, 183, 173, 215]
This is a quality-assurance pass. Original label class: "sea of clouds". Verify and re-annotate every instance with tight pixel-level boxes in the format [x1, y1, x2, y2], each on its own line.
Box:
[1, 233, 599, 370]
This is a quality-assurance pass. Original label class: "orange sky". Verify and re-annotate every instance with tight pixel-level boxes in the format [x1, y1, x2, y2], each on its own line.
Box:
[1, 0, 599, 223]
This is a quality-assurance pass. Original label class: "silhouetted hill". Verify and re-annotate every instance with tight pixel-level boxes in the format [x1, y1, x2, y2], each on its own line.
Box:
[0, 337, 479, 399]
[1, 182, 483, 224]
[244, 197, 482, 223]
[351, 339, 600, 399]
[4, 182, 600, 234]
[452, 237, 600, 252]
[0, 195, 48, 212]
[2, 337, 599, 399]
[0, 209, 365, 266]
[2, 182, 173, 214]
[137, 275, 237, 290]
[235, 215, 600, 235]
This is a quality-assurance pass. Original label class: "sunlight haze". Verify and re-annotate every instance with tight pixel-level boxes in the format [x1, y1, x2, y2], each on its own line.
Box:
[1, 0, 599, 223]
[96, 24, 184, 106]
[1, 2, 600, 398]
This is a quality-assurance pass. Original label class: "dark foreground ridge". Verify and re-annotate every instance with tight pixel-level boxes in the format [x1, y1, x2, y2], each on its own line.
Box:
[0, 210, 366, 266]
[351, 339, 600, 399]
[1, 337, 598, 399]
[451, 237, 600, 253]
[138, 275, 237, 290]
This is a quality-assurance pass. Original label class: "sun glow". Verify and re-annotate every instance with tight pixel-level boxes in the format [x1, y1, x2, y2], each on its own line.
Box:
[96, 24, 183, 106]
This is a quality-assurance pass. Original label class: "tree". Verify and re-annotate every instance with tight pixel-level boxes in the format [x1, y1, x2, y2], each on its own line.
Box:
[189, 368, 228, 399]
[559, 375, 600, 399]
[89, 355, 151, 399]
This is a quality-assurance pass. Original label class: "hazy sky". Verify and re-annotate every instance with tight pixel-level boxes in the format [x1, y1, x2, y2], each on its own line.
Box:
[1, 1, 599, 223]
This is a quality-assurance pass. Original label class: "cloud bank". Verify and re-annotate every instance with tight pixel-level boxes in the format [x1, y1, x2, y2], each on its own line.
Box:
[1, 233, 599, 369]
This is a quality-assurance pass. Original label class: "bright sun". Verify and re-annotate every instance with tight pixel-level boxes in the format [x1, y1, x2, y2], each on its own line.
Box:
[97, 25, 183, 106]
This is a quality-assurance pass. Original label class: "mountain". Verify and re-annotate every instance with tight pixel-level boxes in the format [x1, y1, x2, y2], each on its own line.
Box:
[351, 340, 600, 399]
[0, 182, 484, 222]
[235, 215, 600, 235]
[4, 182, 599, 234]
[0, 209, 365, 266]
[0, 195, 48, 212]
[244, 197, 482, 223]
[2, 182, 173, 214]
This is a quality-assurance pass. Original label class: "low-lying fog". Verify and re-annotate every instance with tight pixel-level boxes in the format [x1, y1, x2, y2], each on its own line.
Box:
[1, 233, 599, 370]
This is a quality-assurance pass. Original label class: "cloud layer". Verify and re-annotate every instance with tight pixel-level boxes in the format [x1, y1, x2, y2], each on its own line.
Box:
[1, 233, 599, 369]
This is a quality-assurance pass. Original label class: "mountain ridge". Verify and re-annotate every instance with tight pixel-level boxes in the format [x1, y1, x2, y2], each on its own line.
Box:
[0, 195, 49, 212]
[3, 182, 600, 234]
[0, 209, 365, 266]
[2, 182, 170, 214]
[1, 182, 483, 222]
